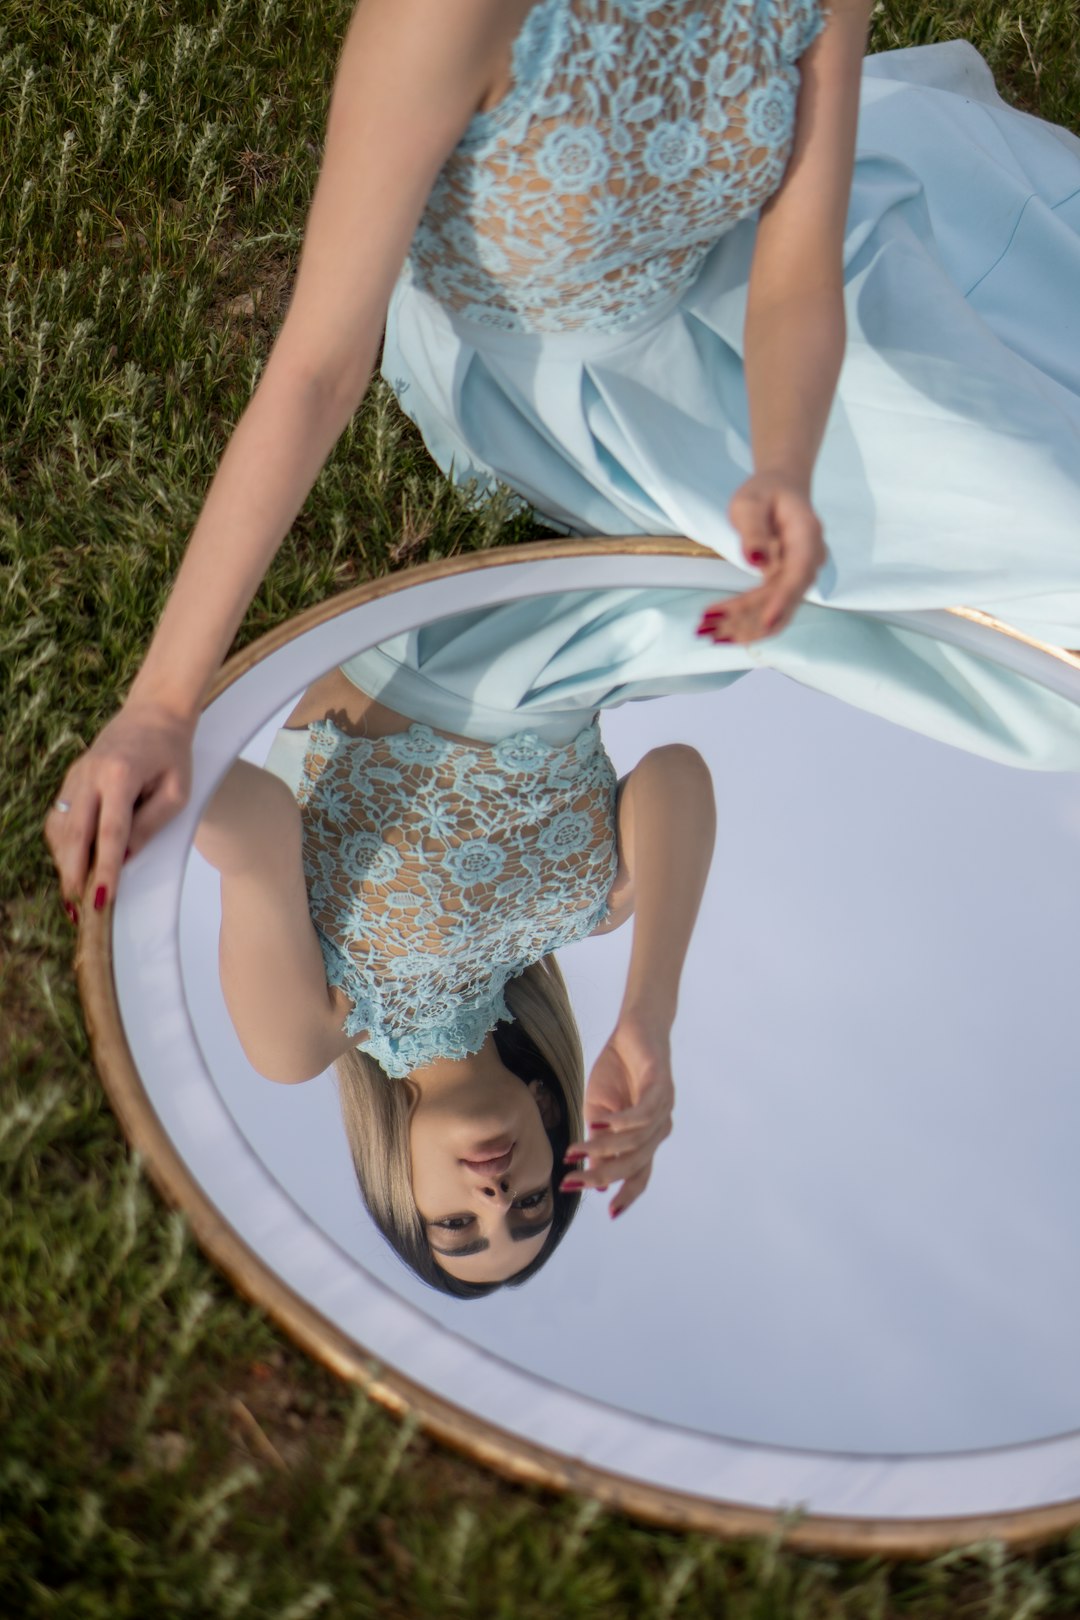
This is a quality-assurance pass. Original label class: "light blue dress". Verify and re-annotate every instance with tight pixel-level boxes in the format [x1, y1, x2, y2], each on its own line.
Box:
[263, 710, 619, 1072]
[375, 1, 1080, 768]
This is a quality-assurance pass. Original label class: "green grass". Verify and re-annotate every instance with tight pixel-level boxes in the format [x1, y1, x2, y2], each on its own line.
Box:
[3, 0, 1080, 1613]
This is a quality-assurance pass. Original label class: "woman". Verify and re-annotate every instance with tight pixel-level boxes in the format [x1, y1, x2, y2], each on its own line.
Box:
[46, 5, 1080, 1169]
[193, 658, 716, 1288]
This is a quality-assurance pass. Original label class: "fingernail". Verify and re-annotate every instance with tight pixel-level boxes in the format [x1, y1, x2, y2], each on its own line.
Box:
[94, 885, 107, 912]
[713, 634, 734, 643]
[123, 847, 131, 863]
[749, 550, 767, 565]
[563, 1149, 588, 1164]
[560, 1178, 585, 1192]
[596, 1184, 609, 1192]
[590, 1122, 611, 1132]
[610, 1205, 624, 1220]
[63, 900, 79, 926]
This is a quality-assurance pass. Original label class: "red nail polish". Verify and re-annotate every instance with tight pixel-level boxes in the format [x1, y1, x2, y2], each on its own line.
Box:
[63, 900, 79, 926]
[123, 847, 132, 863]
[749, 550, 767, 565]
[610, 1205, 624, 1220]
[590, 1122, 611, 1132]
[714, 635, 734, 643]
[563, 1149, 587, 1163]
[596, 1184, 609, 1192]
[94, 885, 107, 912]
[560, 1178, 585, 1192]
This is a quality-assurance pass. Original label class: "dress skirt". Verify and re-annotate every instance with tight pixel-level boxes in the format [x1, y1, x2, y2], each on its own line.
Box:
[376, 42, 1080, 770]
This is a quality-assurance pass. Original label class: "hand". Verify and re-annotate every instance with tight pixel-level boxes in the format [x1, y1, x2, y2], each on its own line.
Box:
[697, 471, 826, 644]
[44, 699, 196, 919]
[560, 1015, 674, 1219]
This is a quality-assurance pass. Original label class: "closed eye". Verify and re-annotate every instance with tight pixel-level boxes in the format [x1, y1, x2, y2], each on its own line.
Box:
[427, 1186, 554, 1255]
[430, 1185, 551, 1230]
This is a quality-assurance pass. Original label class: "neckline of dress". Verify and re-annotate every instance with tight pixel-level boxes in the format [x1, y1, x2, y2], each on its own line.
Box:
[302, 709, 599, 758]
[303, 712, 600, 759]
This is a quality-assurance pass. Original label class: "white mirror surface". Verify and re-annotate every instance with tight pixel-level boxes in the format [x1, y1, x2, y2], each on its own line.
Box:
[110, 548, 1080, 1526]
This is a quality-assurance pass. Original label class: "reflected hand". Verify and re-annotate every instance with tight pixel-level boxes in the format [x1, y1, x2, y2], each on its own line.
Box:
[698, 472, 826, 643]
[44, 699, 195, 919]
[561, 1015, 674, 1219]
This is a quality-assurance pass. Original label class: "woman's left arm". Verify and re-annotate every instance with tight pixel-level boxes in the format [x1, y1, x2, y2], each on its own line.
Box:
[701, 0, 874, 645]
[562, 745, 717, 1216]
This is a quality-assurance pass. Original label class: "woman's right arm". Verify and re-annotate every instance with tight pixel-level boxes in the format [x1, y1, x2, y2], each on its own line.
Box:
[195, 760, 355, 1083]
[45, 0, 518, 915]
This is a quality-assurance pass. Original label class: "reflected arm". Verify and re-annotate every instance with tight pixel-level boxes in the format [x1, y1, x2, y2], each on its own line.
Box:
[614, 745, 717, 1031]
[588, 775, 636, 936]
[195, 761, 353, 1083]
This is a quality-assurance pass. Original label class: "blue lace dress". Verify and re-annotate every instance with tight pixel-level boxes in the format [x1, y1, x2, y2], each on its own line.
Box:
[377, 1, 1080, 766]
[263, 713, 619, 1075]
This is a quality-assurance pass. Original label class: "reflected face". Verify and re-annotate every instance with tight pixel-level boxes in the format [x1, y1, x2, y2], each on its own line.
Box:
[408, 1068, 558, 1284]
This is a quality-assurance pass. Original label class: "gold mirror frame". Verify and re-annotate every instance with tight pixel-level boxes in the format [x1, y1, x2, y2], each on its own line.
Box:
[75, 536, 1080, 1558]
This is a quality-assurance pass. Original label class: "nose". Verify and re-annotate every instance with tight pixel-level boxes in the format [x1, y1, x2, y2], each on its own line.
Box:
[478, 1177, 513, 1211]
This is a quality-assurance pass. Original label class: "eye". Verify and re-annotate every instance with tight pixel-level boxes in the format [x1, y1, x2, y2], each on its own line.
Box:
[432, 1216, 474, 1231]
[515, 1188, 551, 1211]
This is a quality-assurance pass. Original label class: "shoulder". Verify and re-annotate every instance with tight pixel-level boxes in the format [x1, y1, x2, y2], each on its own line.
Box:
[827, 0, 874, 18]
[341, 0, 536, 87]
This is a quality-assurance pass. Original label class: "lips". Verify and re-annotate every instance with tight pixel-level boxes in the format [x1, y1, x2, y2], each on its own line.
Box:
[460, 1147, 514, 1176]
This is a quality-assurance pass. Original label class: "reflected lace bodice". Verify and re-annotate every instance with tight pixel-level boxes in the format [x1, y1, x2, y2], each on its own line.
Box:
[295, 717, 619, 1078]
[408, 0, 827, 334]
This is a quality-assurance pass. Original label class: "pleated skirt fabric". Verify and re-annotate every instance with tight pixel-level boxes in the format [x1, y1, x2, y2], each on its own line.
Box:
[375, 41, 1080, 769]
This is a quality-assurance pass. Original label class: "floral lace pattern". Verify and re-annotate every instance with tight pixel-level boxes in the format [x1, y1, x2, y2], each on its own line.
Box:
[409, 0, 827, 333]
[294, 718, 619, 1077]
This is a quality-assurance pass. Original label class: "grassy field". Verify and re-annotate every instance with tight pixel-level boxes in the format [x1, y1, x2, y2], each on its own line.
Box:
[3, 0, 1080, 1614]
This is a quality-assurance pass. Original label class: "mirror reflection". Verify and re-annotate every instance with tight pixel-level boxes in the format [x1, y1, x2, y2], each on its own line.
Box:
[179, 580, 1080, 1457]
[192, 579, 1080, 1324]
[194, 659, 639, 1297]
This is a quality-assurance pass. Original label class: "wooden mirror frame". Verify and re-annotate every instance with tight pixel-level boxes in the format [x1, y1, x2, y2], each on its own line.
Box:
[75, 536, 1080, 1558]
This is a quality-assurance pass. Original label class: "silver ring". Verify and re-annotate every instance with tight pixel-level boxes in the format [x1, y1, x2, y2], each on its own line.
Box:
[53, 798, 73, 814]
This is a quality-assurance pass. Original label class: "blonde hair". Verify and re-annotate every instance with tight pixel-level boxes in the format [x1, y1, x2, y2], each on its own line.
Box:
[334, 954, 586, 1297]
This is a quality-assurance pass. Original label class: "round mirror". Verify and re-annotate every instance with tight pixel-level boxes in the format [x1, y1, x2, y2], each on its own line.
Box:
[78, 538, 1080, 1555]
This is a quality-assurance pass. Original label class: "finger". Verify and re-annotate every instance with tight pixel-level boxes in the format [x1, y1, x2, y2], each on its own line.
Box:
[563, 1117, 672, 1190]
[693, 595, 737, 641]
[699, 585, 772, 644]
[729, 489, 781, 573]
[566, 1111, 664, 1164]
[609, 1164, 654, 1219]
[88, 776, 141, 908]
[127, 771, 189, 860]
[45, 783, 102, 904]
[758, 582, 804, 638]
[756, 547, 822, 636]
[563, 1144, 652, 1193]
[582, 1084, 670, 1137]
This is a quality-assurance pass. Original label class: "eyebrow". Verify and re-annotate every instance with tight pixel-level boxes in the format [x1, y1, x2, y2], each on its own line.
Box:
[430, 1216, 553, 1259]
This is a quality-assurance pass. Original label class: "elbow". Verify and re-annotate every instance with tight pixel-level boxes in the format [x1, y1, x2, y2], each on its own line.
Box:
[645, 742, 714, 791]
[239, 1032, 332, 1085]
[648, 744, 717, 833]
[249, 1052, 323, 1086]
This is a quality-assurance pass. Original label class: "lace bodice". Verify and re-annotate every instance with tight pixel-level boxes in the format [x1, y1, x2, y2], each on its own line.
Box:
[294, 718, 620, 1077]
[408, 0, 827, 334]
